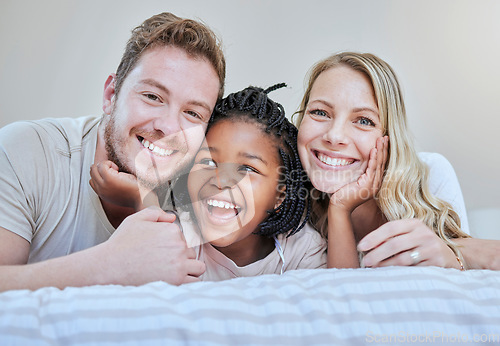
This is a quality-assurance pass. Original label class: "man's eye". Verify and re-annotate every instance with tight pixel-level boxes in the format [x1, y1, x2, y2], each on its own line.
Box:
[144, 93, 160, 102]
[186, 111, 202, 120]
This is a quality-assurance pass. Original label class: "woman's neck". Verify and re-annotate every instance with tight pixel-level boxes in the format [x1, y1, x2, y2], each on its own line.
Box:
[351, 199, 386, 242]
[213, 234, 275, 267]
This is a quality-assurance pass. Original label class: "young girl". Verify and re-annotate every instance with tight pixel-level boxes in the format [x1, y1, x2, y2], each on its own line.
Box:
[90, 85, 327, 281]
[295, 52, 470, 269]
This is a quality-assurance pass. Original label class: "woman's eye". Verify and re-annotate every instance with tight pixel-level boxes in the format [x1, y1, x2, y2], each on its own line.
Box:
[357, 117, 375, 126]
[309, 109, 328, 117]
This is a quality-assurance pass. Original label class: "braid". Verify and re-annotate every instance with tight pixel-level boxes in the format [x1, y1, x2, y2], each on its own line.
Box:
[209, 84, 311, 238]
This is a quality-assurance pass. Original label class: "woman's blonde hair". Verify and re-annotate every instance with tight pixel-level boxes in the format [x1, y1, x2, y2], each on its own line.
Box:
[294, 52, 469, 263]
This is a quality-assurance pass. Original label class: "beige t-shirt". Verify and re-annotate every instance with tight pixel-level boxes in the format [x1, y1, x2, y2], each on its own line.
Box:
[178, 212, 327, 282]
[0, 116, 115, 263]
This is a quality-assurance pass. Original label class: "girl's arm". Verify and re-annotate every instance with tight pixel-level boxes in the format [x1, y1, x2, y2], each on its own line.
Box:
[89, 161, 159, 212]
[327, 136, 388, 268]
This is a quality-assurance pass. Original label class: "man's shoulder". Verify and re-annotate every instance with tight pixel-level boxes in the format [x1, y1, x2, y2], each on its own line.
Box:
[0, 115, 101, 153]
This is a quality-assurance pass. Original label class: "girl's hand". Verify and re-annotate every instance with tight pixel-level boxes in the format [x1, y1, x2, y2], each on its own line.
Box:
[89, 161, 155, 211]
[357, 219, 463, 269]
[329, 136, 388, 212]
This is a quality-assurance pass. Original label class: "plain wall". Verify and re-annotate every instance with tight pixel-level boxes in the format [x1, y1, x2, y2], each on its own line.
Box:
[1, 0, 499, 213]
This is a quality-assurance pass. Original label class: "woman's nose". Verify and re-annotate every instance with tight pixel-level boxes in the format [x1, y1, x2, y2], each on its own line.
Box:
[323, 120, 349, 146]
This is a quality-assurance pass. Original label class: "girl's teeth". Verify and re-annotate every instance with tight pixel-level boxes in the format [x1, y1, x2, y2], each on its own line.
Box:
[207, 199, 238, 210]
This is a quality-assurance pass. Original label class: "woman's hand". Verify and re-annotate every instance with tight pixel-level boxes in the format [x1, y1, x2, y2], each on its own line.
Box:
[89, 160, 157, 211]
[329, 136, 388, 212]
[357, 219, 462, 269]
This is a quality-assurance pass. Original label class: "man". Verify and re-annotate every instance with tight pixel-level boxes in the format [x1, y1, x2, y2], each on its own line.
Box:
[0, 12, 226, 291]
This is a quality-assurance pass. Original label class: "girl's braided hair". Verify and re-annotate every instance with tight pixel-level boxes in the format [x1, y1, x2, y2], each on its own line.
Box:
[208, 84, 311, 238]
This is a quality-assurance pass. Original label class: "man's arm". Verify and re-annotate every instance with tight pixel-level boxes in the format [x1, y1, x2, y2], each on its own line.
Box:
[455, 237, 500, 270]
[0, 207, 206, 292]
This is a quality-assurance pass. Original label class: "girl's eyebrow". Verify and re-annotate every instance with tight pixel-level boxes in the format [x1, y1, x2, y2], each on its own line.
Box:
[238, 152, 268, 166]
[206, 146, 268, 166]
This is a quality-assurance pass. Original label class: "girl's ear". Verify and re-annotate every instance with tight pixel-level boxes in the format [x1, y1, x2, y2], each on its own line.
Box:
[274, 185, 286, 209]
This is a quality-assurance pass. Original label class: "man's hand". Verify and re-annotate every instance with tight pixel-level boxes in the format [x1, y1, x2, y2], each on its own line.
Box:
[100, 207, 205, 285]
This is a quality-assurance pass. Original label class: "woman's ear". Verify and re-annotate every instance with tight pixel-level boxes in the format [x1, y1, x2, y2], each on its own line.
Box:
[102, 74, 117, 115]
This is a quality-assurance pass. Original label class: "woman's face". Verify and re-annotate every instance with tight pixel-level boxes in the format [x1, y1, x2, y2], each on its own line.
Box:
[297, 66, 384, 193]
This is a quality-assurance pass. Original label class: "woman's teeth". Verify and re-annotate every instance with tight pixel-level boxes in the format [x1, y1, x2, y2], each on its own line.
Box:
[317, 153, 354, 167]
[207, 199, 239, 210]
[141, 139, 173, 157]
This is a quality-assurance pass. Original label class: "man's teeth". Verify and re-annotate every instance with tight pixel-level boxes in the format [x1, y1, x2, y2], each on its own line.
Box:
[207, 199, 239, 210]
[317, 153, 354, 167]
[141, 139, 173, 157]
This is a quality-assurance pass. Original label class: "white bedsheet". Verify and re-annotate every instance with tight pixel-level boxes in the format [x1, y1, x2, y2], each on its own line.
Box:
[1, 266, 499, 345]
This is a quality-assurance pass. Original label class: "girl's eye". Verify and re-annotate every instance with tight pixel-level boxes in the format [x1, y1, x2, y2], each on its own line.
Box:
[357, 117, 375, 126]
[239, 165, 259, 174]
[309, 109, 328, 117]
[199, 158, 216, 167]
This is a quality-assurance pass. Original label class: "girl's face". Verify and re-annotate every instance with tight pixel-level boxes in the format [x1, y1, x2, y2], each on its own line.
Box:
[297, 66, 384, 193]
[188, 119, 283, 250]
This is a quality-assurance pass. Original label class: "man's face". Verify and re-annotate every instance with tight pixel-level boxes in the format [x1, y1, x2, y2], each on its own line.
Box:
[102, 45, 220, 189]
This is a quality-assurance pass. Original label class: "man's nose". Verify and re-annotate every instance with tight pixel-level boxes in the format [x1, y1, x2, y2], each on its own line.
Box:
[152, 107, 182, 137]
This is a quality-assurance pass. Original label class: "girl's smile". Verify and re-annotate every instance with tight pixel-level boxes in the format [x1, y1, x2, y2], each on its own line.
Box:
[188, 119, 283, 253]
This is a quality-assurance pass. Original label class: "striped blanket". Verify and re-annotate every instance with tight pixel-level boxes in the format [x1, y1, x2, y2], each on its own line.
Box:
[1, 266, 499, 345]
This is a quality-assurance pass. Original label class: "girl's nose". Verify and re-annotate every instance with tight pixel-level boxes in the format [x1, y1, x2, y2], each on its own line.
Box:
[214, 163, 239, 190]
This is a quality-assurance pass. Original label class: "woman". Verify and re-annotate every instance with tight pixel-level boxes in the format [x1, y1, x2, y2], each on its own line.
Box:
[295, 52, 470, 269]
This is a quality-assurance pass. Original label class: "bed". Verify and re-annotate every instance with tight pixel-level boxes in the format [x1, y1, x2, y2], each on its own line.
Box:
[1, 266, 499, 345]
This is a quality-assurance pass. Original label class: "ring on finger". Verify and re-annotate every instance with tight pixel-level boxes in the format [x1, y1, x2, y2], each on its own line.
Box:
[409, 250, 420, 266]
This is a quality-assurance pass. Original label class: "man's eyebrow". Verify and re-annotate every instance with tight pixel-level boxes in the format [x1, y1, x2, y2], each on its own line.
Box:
[139, 78, 212, 112]
[139, 78, 169, 94]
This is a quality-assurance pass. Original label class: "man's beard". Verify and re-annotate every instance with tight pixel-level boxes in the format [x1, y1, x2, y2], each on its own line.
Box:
[103, 113, 172, 191]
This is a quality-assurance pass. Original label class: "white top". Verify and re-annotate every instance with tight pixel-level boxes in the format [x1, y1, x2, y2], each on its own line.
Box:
[178, 210, 327, 282]
[0, 116, 115, 263]
[418, 152, 469, 234]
